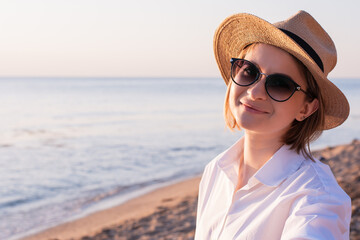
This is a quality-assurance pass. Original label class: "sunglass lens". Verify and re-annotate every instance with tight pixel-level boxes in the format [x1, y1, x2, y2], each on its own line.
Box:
[232, 60, 258, 86]
[266, 75, 296, 101]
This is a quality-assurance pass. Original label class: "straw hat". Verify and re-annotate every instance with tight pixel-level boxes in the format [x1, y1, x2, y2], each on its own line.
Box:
[214, 10, 349, 130]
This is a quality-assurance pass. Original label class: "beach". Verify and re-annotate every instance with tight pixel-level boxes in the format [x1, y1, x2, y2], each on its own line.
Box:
[23, 177, 200, 240]
[22, 139, 360, 240]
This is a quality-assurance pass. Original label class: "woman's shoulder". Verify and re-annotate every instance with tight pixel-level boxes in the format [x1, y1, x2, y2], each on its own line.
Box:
[288, 155, 350, 202]
[203, 138, 244, 174]
[282, 157, 352, 239]
[201, 150, 227, 179]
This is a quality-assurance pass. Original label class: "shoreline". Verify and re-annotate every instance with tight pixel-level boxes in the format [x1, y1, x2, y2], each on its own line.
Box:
[22, 177, 201, 240]
[22, 139, 360, 240]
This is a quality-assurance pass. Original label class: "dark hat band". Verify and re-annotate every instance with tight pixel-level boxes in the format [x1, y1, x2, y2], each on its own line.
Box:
[279, 28, 324, 72]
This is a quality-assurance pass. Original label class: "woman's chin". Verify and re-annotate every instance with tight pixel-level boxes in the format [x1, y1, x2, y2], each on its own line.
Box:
[235, 118, 263, 132]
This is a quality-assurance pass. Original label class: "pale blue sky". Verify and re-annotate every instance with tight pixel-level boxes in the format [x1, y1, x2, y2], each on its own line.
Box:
[0, 0, 359, 78]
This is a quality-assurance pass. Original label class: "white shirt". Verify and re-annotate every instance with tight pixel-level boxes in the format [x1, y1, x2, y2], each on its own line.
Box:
[195, 138, 351, 240]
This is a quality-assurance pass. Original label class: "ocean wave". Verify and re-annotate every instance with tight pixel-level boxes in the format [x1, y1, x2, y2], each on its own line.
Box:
[170, 145, 217, 152]
[0, 195, 42, 209]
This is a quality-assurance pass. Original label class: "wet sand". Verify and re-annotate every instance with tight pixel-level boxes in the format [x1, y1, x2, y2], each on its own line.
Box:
[23, 139, 360, 240]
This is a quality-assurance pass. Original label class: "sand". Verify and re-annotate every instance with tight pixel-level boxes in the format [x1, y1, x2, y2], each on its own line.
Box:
[23, 139, 360, 240]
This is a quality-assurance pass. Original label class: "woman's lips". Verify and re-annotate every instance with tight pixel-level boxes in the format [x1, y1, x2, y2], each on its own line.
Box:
[241, 102, 269, 114]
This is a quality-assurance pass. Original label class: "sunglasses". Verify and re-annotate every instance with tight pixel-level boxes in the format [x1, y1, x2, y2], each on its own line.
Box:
[230, 58, 313, 102]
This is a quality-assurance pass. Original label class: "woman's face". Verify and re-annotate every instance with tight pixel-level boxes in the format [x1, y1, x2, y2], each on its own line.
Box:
[229, 43, 317, 138]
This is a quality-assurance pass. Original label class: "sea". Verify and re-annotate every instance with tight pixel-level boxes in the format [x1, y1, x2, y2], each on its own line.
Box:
[0, 77, 359, 239]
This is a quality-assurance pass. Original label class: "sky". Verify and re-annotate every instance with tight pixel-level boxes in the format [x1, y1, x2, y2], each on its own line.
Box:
[0, 0, 359, 78]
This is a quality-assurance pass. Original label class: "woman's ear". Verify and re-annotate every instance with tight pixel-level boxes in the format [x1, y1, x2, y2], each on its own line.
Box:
[295, 98, 319, 121]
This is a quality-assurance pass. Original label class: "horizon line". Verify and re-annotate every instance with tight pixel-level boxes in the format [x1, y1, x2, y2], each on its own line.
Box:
[0, 76, 358, 80]
[0, 75, 222, 79]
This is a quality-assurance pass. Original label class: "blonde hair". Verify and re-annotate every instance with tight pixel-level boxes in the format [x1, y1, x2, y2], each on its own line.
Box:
[224, 43, 325, 160]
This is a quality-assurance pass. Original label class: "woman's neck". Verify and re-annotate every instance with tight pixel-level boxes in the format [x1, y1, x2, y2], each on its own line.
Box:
[244, 132, 284, 170]
[236, 131, 284, 191]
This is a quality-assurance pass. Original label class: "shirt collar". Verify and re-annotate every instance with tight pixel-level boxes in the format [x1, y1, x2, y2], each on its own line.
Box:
[217, 138, 305, 188]
[253, 144, 305, 187]
[217, 137, 244, 186]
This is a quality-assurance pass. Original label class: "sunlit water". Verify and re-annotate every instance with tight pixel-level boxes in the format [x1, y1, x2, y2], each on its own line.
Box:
[0, 77, 358, 239]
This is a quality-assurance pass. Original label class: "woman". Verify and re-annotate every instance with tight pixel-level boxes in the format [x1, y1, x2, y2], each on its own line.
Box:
[195, 11, 351, 240]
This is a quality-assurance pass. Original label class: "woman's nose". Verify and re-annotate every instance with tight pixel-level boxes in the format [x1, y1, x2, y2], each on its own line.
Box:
[246, 74, 267, 100]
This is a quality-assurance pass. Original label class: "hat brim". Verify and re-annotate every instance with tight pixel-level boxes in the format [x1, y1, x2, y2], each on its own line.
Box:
[214, 13, 349, 130]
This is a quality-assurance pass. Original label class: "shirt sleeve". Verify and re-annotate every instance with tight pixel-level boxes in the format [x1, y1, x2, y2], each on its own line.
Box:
[281, 189, 351, 240]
